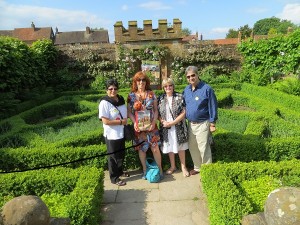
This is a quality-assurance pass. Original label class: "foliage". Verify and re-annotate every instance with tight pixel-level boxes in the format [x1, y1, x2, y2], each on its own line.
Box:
[237, 29, 300, 85]
[0, 37, 32, 95]
[181, 27, 192, 36]
[269, 76, 300, 96]
[0, 37, 60, 115]
[30, 39, 58, 85]
[90, 71, 115, 90]
[226, 25, 252, 39]
[41, 193, 69, 217]
[171, 44, 235, 85]
[226, 29, 239, 39]
[201, 160, 300, 225]
[115, 44, 138, 88]
[0, 166, 104, 225]
[253, 17, 298, 35]
[137, 44, 170, 61]
[240, 175, 281, 212]
[37, 117, 99, 143]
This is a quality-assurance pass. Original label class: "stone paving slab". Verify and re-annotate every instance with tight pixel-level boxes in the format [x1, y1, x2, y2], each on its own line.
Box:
[101, 170, 210, 225]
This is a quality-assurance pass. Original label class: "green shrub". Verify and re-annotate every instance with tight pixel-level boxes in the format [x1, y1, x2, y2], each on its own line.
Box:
[240, 175, 281, 212]
[201, 159, 300, 225]
[0, 166, 104, 225]
[270, 77, 300, 96]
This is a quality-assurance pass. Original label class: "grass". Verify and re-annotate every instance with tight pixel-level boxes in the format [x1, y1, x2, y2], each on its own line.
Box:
[36, 117, 100, 143]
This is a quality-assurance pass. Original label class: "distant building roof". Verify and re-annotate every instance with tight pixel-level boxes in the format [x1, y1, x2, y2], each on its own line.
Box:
[54, 27, 109, 45]
[0, 22, 54, 44]
[182, 34, 198, 42]
[0, 30, 13, 37]
[213, 38, 239, 45]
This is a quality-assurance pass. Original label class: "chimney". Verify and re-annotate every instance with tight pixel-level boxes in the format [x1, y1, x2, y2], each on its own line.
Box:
[143, 20, 153, 37]
[128, 21, 137, 39]
[158, 19, 167, 35]
[114, 21, 124, 43]
[173, 18, 182, 34]
[86, 26, 91, 34]
[55, 27, 58, 34]
[31, 22, 35, 29]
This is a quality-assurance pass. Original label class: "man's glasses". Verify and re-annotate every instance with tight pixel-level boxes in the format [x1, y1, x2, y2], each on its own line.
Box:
[108, 87, 118, 91]
[137, 78, 146, 82]
[164, 85, 173, 88]
[186, 74, 196, 79]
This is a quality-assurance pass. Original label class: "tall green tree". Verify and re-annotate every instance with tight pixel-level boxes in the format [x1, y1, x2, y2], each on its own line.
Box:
[253, 17, 297, 35]
[226, 25, 252, 38]
[226, 29, 239, 38]
[182, 28, 192, 36]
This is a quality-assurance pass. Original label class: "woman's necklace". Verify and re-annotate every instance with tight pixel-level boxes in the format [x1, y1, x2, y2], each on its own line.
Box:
[137, 91, 146, 103]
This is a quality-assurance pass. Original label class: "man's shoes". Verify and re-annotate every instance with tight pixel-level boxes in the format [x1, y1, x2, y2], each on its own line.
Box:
[189, 169, 200, 175]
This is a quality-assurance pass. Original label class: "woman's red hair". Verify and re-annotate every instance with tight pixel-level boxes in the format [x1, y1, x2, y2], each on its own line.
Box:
[131, 71, 152, 92]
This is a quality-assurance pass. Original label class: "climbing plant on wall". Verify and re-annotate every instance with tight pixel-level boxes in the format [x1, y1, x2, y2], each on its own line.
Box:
[237, 29, 300, 85]
[171, 44, 235, 85]
[137, 44, 169, 61]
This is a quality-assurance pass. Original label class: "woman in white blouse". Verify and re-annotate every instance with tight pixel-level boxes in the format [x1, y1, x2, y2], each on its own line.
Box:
[98, 79, 128, 186]
[158, 78, 190, 177]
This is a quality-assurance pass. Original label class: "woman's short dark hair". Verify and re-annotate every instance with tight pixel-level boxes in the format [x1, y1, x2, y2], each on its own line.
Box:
[105, 79, 119, 89]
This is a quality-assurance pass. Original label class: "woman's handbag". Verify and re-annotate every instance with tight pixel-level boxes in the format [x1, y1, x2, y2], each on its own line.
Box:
[145, 157, 161, 183]
[124, 124, 134, 141]
[106, 101, 134, 141]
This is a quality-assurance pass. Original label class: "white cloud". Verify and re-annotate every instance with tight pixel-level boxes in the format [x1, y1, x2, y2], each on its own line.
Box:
[277, 3, 300, 24]
[138, 1, 172, 10]
[211, 27, 230, 34]
[0, 1, 112, 32]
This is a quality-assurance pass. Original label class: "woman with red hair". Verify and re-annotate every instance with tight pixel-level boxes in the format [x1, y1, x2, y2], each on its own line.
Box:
[127, 71, 163, 180]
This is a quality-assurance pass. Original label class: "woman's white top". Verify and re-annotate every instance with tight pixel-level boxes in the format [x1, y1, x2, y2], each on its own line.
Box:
[162, 96, 188, 154]
[98, 101, 127, 140]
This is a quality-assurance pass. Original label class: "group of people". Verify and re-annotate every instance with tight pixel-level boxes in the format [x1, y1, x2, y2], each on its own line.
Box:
[98, 66, 218, 186]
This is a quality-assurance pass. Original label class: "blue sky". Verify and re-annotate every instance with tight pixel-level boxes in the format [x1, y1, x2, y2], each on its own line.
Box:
[0, 0, 300, 42]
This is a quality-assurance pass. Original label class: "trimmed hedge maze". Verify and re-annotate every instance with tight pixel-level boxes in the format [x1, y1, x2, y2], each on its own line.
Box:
[0, 83, 299, 225]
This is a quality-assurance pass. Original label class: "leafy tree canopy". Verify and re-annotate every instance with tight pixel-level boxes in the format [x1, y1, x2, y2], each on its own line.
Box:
[182, 28, 192, 36]
[226, 25, 252, 38]
[253, 17, 298, 35]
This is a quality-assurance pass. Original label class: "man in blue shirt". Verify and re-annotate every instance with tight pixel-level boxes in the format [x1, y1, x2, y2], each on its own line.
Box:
[182, 66, 218, 175]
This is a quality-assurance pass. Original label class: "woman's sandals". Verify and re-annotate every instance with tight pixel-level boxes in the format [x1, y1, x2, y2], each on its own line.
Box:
[166, 167, 177, 175]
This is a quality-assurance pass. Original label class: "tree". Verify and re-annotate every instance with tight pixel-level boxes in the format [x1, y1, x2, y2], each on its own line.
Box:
[182, 28, 192, 36]
[226, 29, 239, 38]
[253, 17, 297, 35]
[226, 25, 252, 39]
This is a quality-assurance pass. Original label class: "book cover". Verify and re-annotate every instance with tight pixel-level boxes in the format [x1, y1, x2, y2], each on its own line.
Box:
[136, 110, 151, 131]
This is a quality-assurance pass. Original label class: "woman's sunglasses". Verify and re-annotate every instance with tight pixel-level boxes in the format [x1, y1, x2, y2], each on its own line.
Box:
[108, 87, 118, 91]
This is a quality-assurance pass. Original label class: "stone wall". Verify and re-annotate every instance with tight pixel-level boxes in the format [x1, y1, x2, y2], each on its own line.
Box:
[55, 40, 242, 84]
[56, 43, 116, 63]
[114, 19, 183, 43]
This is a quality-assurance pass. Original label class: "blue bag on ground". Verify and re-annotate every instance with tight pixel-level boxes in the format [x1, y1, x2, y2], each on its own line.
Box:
[145, 157, 160, 183]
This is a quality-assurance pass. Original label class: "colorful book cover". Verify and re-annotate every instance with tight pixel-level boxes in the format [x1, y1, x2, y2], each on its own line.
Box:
[136, 110, 151, 131]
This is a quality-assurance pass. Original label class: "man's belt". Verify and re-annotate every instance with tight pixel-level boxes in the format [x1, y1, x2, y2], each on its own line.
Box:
[190, 121, 202, 124]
